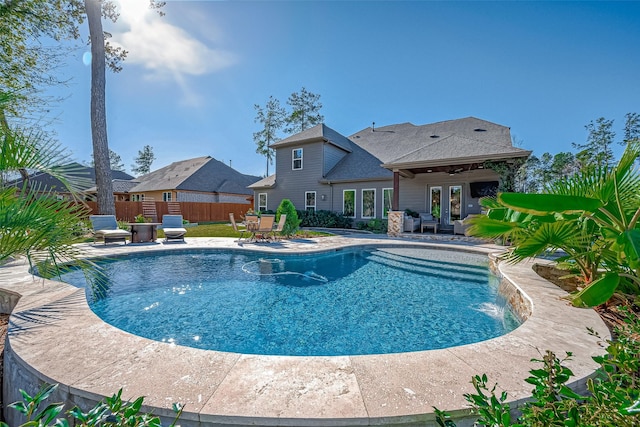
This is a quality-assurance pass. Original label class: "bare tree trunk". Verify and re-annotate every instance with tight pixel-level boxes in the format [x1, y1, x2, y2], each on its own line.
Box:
[85, 0, 115, 215]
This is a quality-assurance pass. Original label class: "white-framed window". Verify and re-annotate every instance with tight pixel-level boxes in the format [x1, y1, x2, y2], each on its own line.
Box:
[132, 194, 144, 201]
[305, 191, 316, 212]
[343, 189, 355, 218]
[258, 193, 267, 212]
[162, 192, 172, 202]
[361, 189, 376, 219]
[382, 188, 393, 218]
[292, 148, 303, 170]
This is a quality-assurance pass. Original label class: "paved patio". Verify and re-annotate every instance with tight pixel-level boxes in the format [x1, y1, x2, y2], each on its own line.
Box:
[1, 235, 610, 426]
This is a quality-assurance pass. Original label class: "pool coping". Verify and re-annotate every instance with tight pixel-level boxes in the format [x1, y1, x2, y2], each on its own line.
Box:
[1, 236, 611, 426]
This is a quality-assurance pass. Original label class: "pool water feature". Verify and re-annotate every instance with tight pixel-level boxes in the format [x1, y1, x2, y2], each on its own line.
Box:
[61, 247, 521, 356]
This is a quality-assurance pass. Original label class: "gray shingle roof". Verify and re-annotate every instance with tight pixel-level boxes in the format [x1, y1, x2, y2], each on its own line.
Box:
[322, 139, 392, 182]
[248, 174, 276, 189]
[130, 156, 261, 195]
[348, 117, 528, 166]
[7, 163, 135, 193]
[271, 124, 352, 152]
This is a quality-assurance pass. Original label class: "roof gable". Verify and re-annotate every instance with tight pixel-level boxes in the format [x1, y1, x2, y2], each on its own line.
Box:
[271, 124, 352, 152]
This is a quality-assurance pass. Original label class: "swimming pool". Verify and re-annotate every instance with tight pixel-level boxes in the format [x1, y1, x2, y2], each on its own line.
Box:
[61, 247, 521, 356]
[4, 237, 610, 427]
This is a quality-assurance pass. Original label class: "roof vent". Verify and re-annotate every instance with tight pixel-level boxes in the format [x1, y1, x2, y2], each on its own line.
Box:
[430, 134, 439, 138]
[474, 128, 487, 132]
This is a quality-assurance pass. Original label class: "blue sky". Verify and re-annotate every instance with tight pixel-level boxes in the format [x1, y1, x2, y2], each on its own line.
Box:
[45, 0, 640, 177]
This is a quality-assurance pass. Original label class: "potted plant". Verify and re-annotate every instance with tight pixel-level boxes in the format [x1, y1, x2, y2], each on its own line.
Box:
[134, 214, 150, 223]
[432, 204, 441, 220]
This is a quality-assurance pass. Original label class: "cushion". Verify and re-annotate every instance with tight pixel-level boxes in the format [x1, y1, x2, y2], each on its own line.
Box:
[95, 229, 130, 238]
[163, 227, 187, 236]
[420, 213, 434, 221]
[90, 215, 119, 231]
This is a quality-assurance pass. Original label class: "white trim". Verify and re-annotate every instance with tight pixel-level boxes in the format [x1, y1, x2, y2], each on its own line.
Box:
[343, 189, 356, 218]
[382, 188, 393, 219]
[258, 193, 268, 211]
[361, 188, 376, 219]
[292, 148, 303, 170]
[162, 192, 172, 202]
[305, 191, 316, 211]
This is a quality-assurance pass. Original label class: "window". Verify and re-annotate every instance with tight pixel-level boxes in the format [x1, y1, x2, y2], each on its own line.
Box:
[305, 191, 316, 212]
[449, 185, 462, 223]
[292, 148, 303, 170]
[258, 193, 267, 212]
[382, 188, 393, 218]
[362, 189, 376, 218]
[132, 194, 144, 201]
[430, 186, 442, 220]
[343, 189, 355, 217]
[162, 192, 172, 202]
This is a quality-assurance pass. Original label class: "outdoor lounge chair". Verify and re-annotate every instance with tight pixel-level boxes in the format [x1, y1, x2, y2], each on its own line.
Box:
[229, 213, 247, 243]
[454, 214, 478, 235]
[161, 215, 187, 242]
[270, 214, 287, 240]
[90, 215, 130, 245]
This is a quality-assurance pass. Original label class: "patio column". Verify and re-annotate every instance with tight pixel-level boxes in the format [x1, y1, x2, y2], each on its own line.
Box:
[392, 170, 400, 211]
[387, 210, 403, 237]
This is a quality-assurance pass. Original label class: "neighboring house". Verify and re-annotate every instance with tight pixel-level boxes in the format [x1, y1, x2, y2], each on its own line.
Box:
[129, 156, 261, 203]
[249, 117, 531, 231]
[86, 179, 141, 201]
[7, 163, 135, 200]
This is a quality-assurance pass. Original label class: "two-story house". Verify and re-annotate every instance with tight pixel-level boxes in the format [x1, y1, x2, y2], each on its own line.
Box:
[249, 117, 531, 232]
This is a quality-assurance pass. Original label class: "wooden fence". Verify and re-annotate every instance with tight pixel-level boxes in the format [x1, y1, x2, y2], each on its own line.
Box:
[84, 201, 252, 223]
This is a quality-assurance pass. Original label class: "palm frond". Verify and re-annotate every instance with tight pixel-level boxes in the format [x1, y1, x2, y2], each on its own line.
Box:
[506, 221, 590, 264]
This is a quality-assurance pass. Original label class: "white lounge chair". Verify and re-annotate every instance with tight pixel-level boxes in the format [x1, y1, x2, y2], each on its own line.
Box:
[89, 215, 130, 245]
[161, 215, 187, 242]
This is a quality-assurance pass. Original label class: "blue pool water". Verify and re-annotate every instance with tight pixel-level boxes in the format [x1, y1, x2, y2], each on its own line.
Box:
[61, 247, 521, 356]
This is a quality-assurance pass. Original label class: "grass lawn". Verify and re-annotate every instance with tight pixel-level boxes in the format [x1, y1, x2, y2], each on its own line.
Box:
[154, 222, 332, 239]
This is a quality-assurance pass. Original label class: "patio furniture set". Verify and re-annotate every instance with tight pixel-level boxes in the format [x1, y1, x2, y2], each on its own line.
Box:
[403, 213, 477, 236]
[229, 213, 287, 243]
[90, 214, 187, 245]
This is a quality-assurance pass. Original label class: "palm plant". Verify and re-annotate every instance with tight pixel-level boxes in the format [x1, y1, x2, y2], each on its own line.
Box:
[0, 91, 94, 275]
[467, 141, 640, 307]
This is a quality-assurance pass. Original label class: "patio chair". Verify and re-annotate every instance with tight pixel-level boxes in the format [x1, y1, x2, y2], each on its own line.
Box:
[420, 213, 438, 234]
[89, 215, 130, 245]
[454, 214, 478, 235]
[270, 214, 287, 240]
[161, 214, 187, 242]
[229, 213, 247, 243]
[252, 214, 275, 242]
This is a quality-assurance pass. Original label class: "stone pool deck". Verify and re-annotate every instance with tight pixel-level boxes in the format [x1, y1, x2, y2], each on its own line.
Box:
[1, 235, 610, 426]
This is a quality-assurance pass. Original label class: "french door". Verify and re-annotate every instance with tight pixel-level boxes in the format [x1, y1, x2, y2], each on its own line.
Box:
[448, 185, 462, 224]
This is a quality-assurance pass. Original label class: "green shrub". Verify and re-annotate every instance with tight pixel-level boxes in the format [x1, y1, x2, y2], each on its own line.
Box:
[276, 199, 301, 236]
[297, 209, 352, 228]
[2, 383, 183, 427]
[356, 219, 387, 233]
[435, 308, 640, 426]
